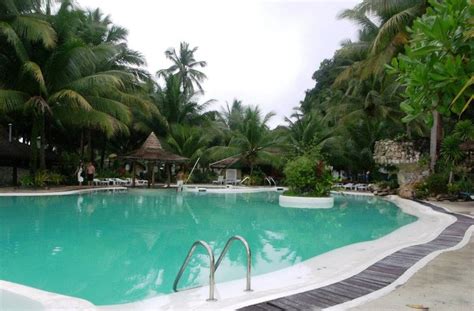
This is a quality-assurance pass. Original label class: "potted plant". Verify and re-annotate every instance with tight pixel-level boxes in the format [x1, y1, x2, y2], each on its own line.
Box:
[280, 155, 334, 208]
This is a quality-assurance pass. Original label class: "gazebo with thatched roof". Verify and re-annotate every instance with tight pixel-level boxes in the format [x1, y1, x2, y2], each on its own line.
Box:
[124, 132, 188, 187]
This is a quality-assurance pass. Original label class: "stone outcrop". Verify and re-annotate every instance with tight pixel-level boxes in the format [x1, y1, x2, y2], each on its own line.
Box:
[373, 140, 428, 199]
[373, 140, 420, 165]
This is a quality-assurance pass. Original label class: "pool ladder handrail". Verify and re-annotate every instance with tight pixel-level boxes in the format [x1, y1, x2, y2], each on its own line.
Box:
[215, 235, 252, 292]
[173, 235, 252, 301]
[173, 240, 216, 301]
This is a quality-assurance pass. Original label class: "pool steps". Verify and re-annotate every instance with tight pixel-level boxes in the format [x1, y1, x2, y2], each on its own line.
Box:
[173, 235, 252, 301]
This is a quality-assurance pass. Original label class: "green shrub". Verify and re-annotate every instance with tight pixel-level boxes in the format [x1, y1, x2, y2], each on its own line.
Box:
[190, 170, 217, 183]
[34, 171, 49, 188]
[19, 171, 66, 188]
[413, 181, 429, 199]
[425, 173, 449, 195]
[283, 155, 333, 197]
[47, 173, 64, 185]
[19, 175, 34, 187]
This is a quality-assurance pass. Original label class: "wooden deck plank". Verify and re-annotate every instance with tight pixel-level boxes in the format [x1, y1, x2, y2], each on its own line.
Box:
[238, 201, 473, 310]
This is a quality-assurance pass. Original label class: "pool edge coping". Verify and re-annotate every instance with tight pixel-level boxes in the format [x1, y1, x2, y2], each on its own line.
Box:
[0, 187, 127, 197]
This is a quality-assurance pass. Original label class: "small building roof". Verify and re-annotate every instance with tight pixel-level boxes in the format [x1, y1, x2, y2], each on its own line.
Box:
[0, 136, 31, 162]
[124, 132, 188, 163]
[209, 155, 241, 168]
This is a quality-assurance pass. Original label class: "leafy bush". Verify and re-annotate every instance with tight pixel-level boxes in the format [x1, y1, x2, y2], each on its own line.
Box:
[413, 181, 429, 199]
[283, 155, 333, 197]
[19, 171, 66, 188]
[47, 173, 64, 185]
[425, 173, 449, 195]
[34, 171, 49, 188]
[19, 175, 34, 187]
[190, 170, 217, 183]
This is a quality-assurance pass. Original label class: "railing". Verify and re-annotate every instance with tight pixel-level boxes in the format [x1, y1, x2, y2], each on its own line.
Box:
[173, 240, 216, 301]
[173, 236, 252, 301]
[215, 235, 252, 292]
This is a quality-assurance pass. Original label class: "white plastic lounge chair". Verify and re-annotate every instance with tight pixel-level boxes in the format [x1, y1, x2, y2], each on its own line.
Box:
[342, 183, 354, 190]
[355, 184, 369, 191]
[212, 176, 224, 185]
[225, 169, 240, 185]
[93, 178, 109, 186]
[112, 178, 129, 186]
[136, 179, 148, 186]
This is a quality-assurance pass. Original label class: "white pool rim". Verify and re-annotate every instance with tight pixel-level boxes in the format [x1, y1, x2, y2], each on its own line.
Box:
[279, 195, 334, 208]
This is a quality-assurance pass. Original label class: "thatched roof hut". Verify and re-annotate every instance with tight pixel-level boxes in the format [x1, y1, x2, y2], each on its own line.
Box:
[125, 132, 188, 163]
[123, 132, 188, 187]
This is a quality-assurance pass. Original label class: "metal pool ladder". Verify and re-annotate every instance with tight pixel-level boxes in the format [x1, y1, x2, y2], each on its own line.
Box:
[173, 235, 252, 301]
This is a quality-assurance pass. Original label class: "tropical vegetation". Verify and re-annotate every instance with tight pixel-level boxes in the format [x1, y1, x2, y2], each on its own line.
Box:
[0, 0, 472, 196]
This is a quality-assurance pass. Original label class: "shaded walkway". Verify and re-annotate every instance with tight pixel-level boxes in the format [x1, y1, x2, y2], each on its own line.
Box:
[239, 201, 474, 311]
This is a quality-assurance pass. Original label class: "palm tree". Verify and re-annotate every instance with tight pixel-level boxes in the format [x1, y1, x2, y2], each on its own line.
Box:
[0, 3, 151, 170]
[152, 74, 214, 132]
[211, 106, 283, 179]
[335, 0, 427, 83]
[0, 0, 57, 63]
[157, 42, 207, 96]
[219, 99, 244, 131]
[284, 108, 331, 155]
[167, 124, 209, 167]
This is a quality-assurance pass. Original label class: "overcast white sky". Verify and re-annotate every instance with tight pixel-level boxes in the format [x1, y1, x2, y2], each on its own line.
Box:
[77, 0, 359, 127]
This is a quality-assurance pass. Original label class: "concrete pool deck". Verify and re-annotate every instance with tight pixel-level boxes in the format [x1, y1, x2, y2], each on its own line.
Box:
[350, 200, 474, 311]
[241, 200, 474, 311]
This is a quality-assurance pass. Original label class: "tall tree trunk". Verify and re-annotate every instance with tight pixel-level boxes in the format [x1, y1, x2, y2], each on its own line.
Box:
[39, 114, 46, 170]
[80, 129, 85, 160]
[429, 110, 443, 172]
[100, 136, 107, 169]
[250, 162, 254, 185]
[30, 119, 39, 174]
[88, 129, 93, 162]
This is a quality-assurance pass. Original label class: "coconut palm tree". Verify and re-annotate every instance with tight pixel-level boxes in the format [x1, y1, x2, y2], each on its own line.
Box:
[152, 74, 214, 131]
[0, 3, 151, 170]
[219, 99, 245, 131]
[285, 108, 332, 156]
[157, 42, 207, 96]
[167, 124, 209, 166]
[211, 106, 283, 179]
[335, 0, 427, 83]
[0, 0, 57, 63]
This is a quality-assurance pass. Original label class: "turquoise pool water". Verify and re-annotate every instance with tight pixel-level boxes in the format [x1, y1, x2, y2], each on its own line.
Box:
[0, 190, 416, 305]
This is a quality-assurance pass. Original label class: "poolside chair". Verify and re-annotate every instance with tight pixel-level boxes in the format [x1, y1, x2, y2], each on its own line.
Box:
[342, 183, 354, 190]
[225, 169, 240, 185]
[355, 184, 369, 191]
[93, 178, 109, 186]
[112, 178, 129, 186]
[212, 176, 224, 185]
[136, 179, 148, 186]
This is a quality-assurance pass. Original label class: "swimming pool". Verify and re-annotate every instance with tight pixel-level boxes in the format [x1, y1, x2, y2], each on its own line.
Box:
[0, 190, 416, 305]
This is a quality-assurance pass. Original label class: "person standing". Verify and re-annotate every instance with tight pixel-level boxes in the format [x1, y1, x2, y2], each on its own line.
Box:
[86, 162, 96, 186]
[176, 169, 185, 192]
[75, 161, 84, 186]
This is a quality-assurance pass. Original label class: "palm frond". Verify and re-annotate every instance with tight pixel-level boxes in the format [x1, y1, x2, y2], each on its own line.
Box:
[0, 89, 28, 112]
[49, 89, 93, 111]
[22, 61, 47, 95]
[12, 16, 56, 48]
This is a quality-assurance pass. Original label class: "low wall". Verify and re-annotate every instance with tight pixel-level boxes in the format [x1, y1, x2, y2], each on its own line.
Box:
[0, 166, 29, 186]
